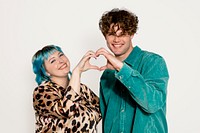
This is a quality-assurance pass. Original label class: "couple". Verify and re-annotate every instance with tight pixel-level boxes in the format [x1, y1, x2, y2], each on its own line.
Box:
[32, 8, 169, 133]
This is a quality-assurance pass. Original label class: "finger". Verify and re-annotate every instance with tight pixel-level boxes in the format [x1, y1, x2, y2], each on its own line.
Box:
[96, 47, 104, 52]
[85, 50, 96, 57]
[89, 65, 100, 71]
[96, 51, 109, 58]
[96, 47, 107, 52]
[100, 65, 107, 71]
[82, 54, 96, 63]
[87, 51, 96, 56]
[96, 48, 108, 54]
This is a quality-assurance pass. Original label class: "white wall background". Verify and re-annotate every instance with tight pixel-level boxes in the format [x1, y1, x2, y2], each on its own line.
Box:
[0, 0, 200, 132]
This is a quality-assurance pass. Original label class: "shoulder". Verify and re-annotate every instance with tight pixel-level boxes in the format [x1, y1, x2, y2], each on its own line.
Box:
[33, 81, 59, 101]
[140, 50, 166, 63]
[139, 50, 169, 75]
[142, 49, 163, 58]
[33, 81, 52, 94]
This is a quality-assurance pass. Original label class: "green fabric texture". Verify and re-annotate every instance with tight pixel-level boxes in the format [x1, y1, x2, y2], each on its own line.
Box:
[100, 46, 169, 133]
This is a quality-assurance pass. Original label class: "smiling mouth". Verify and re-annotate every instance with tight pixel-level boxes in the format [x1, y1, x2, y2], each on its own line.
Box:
[59, 64, 67, 70]
[112, 43, 123, 48]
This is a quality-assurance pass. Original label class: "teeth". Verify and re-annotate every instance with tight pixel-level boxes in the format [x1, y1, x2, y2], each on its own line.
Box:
[113, 44, 121, 47]
[60, 64, 66, 69]
[115, 44, 121, 46]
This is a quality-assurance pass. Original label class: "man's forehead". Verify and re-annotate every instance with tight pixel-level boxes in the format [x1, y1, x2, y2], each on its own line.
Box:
[110, 23, 121, 31]
[109, 23, 123, 34]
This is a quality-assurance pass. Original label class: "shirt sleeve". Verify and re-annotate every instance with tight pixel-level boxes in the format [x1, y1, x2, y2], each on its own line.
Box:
[80, 83, 99, 105]
[115, 55, 169, 113]
[80, 83, 102, 122]
[99, 82, 106, 123]
[33, 85, 85, 119]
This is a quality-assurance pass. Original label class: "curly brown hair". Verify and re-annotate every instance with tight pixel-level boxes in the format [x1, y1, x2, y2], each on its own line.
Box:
[99, 8, 139, 37]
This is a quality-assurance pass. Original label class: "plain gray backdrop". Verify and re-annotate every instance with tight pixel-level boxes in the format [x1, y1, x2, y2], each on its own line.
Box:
[0, 0, 200, 132]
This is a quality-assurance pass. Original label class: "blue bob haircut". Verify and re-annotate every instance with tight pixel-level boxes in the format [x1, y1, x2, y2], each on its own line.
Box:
[32, 45, 63, 85]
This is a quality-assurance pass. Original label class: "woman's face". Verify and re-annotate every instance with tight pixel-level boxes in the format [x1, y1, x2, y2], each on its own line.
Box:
[44, 50, 70, 79]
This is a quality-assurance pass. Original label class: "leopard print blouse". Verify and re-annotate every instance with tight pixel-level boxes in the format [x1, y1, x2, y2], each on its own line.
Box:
[33, 81, 101, 133]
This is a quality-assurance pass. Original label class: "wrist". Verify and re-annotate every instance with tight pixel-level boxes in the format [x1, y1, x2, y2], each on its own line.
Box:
[116, 62, 123, 71]
[72, 68, 81, 77]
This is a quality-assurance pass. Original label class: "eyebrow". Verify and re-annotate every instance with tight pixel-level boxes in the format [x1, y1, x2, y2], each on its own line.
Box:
[48, 57, 55, 62]
[48, 52, 61, 62]
[108, 31, 125, 36]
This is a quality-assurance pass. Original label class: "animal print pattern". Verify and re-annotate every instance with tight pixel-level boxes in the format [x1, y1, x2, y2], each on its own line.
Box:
[33, 81, 101, 133]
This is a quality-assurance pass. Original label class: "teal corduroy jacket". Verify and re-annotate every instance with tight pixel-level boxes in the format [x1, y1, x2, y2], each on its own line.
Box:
[100, 46, 169, 133]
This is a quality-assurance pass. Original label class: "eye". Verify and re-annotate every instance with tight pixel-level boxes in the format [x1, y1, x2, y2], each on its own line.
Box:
[107, 32, 115, 36]
[118, 34, 124, 37]
[50, 59, 56, 64]
[59, 53, 64, 57]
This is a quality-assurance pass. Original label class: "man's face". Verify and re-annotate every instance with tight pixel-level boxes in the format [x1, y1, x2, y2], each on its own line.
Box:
[105, 24, 133, 59]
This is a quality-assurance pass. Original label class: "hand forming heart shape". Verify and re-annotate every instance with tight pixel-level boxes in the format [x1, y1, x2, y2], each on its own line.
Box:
[89, 55, 107, 69]
[80, 48, 123, 71]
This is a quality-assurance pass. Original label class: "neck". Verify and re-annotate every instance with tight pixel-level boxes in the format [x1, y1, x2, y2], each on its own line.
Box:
[51, 77, 69, 88]
[116, 45, 134, 61]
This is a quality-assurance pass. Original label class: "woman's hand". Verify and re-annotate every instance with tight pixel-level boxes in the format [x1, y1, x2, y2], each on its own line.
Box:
[69, 51, 99, 95]
[74, 50, 100, 73]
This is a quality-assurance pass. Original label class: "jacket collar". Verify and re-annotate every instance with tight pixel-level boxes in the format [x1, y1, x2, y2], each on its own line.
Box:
[124, 46, 142, 67]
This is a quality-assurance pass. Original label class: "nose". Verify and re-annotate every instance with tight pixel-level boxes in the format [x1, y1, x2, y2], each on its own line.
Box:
[57, 57, 64, 63]
[113, 36, 120, 42]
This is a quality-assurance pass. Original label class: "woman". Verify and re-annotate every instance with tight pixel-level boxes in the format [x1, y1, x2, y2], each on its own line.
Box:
[32, 45, 101, 133]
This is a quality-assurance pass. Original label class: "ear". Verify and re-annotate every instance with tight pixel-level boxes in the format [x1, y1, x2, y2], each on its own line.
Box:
[46, 72, 51, 76]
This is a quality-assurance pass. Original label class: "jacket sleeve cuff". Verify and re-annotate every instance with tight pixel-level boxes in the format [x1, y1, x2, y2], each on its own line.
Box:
[115, 63, 133, 81]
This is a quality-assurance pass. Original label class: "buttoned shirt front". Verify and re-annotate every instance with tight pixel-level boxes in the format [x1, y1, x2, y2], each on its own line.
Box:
[100, 46, 169, 133]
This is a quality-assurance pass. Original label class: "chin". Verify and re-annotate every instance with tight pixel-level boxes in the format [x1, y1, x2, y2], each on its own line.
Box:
[66, 70, 70, 74]
[113, 51, 122, 56]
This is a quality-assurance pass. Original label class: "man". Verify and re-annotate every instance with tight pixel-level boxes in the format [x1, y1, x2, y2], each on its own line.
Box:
[96, 8, 169, 133]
